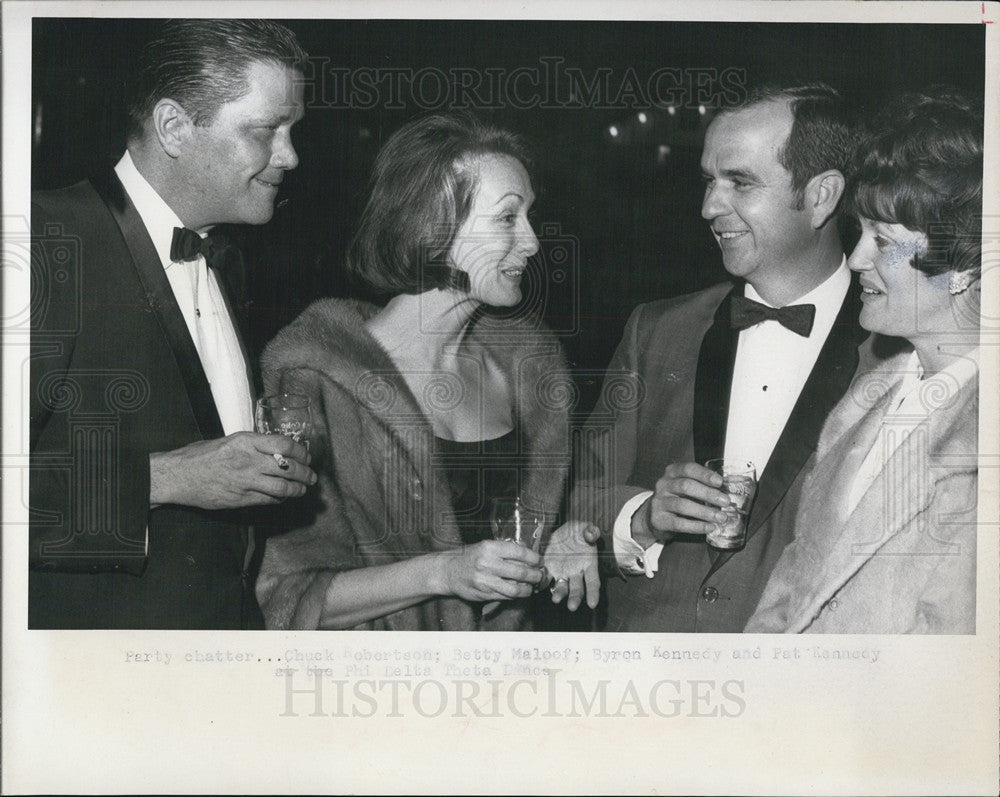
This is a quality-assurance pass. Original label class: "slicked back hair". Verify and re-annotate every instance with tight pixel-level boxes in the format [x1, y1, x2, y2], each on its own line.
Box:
[126, 18, 308, 141]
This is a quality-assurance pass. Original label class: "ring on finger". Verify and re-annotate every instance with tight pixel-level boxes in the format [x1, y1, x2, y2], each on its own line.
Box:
[551, 576, 569, 591]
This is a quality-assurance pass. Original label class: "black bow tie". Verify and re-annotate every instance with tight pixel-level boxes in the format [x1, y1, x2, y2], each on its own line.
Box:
[170, 227, 229, 269]
[730, 295, 816, 337]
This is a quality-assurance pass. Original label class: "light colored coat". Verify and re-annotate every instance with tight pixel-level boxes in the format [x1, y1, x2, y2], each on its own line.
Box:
[747, 345, 978, 634]
[256, 298, 571, 631]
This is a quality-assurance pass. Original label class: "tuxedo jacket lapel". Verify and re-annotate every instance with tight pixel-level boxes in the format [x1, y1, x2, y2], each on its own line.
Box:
[707, 278, 866, 576]
[90, 170, 224, 440]
[693, 288, 739, 466]
[755, 285, 865, 529]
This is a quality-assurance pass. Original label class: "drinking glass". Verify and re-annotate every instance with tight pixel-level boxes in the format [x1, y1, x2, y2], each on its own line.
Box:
[256, 393, 313, 450]
[490, 497, 551, 591]
[704, 459, 757, 550]
[490, 497, 547, 552]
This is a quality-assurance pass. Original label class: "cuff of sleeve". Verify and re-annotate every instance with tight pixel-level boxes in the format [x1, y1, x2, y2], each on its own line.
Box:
[612, 491, 662, 578]
[291, 571, 338, 630]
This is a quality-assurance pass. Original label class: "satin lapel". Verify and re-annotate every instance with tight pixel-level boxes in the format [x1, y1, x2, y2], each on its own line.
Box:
[693, 288, 739, 466]
[90, 171, 224, 439]
[708, 278, 866, 576]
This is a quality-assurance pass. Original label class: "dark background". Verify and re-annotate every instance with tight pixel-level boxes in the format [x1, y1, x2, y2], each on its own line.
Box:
[32, 18, 986, 411]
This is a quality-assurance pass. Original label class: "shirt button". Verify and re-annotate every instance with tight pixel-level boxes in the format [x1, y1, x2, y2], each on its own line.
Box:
[701, 586, 719, 603]
[828, 598, 839, 610]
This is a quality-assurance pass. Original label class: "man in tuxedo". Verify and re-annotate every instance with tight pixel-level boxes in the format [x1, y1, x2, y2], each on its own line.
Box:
[577, 83, 866, 632]
[29, 19, 316, 628]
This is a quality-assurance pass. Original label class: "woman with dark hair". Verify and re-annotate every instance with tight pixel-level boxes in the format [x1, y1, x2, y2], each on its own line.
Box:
[256, 114, 599, 630]
[747, 89, 982, 633]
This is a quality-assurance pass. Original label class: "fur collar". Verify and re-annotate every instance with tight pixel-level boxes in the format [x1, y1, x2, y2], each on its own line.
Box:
[819, 337, 978, 471]
[262, 297, 571, 510]
[258, 297, 571, 630]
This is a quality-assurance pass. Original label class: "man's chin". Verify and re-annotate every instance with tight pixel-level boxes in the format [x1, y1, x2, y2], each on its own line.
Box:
[235, 205, 277, 226]
[720, 257, 753, 280]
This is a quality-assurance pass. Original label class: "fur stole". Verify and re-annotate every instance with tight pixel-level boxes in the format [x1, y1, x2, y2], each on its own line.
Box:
[256, 298, 571, 630]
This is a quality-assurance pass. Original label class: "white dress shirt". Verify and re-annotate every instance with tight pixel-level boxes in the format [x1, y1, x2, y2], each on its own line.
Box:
[846, 349, 979, 515]
[614, 261, 851, 576]
[114, 152, 254, 435]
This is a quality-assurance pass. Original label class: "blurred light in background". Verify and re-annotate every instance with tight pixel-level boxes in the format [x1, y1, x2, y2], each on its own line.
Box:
[33, 102, 43, 149]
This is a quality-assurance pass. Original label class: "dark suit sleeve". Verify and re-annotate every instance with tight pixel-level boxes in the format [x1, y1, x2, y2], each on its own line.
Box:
[570, 305, 652, 556]
[30, 195, 149, 575]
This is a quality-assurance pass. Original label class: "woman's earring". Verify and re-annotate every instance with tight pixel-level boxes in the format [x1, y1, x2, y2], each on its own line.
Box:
[949, 269, 978, 296]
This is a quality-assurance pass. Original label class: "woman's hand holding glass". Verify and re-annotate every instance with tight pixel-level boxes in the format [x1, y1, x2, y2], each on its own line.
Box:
[544, 520, 601, 611]
[441, 540, 548, 603]
[470, 497, 551, 614]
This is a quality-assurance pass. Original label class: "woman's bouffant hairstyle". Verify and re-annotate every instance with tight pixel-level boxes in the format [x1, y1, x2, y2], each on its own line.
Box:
[345, 113, 532, 297]
[847, 88, 983, 276]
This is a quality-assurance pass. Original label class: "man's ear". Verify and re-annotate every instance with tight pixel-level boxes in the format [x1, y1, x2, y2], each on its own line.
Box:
[805, 169, 846, 229]
[150, 99, 191, 158]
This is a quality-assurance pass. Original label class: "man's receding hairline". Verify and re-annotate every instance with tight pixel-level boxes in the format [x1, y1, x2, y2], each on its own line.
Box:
[708, 98, 794, 162]
[714, 95, 794, 125]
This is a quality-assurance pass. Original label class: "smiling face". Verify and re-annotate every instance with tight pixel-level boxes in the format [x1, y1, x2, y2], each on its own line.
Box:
[447, 154, 539, 307]
[700, 100, 821, 293]
[176, 60, 304, 230]
[848, 217, 953, 340]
